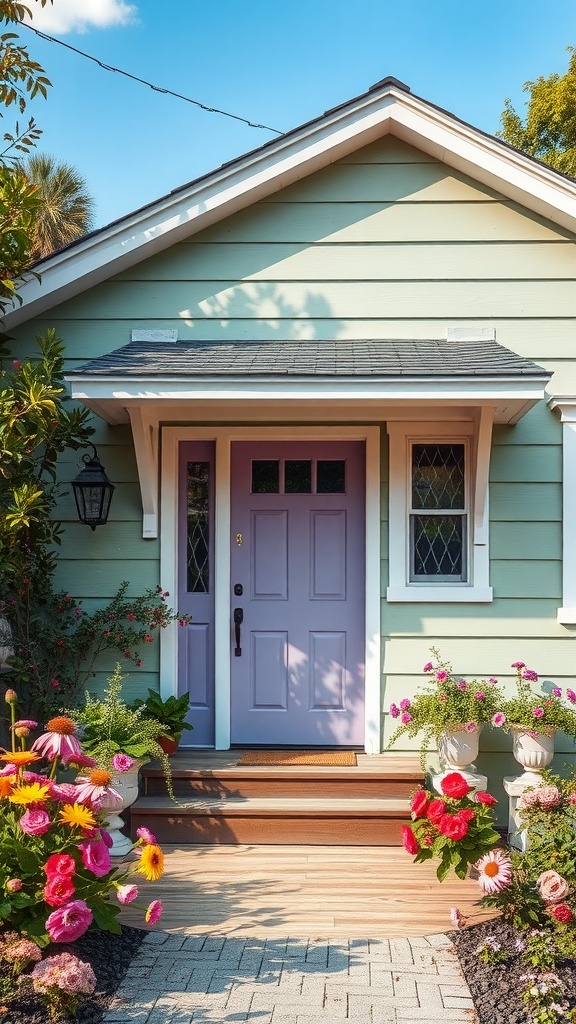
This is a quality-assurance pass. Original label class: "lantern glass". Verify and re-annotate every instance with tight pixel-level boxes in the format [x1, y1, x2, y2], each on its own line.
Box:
[72, 448, 115, 529]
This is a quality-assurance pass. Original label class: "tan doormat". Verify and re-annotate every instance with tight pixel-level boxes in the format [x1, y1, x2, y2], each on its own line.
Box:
[237, 750, 357, 766]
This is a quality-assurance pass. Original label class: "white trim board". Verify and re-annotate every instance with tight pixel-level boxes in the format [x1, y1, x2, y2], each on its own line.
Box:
[160, 425, 381, 753]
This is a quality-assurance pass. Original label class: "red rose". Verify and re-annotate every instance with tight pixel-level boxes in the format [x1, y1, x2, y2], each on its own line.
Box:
[401, 824, 419, 855]
[437, 813, 469, 841]
[440, 773, 472, 799]
[411, 789, 429, 818]
[456, 808, 476, 822]
[551, 903, 573, 924]
[44, 873, 75, 907]
[427, 799, 446, 824]
[475, 791, 497, 806]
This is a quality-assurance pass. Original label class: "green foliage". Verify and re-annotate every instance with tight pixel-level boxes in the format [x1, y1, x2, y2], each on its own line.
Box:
[498, 46, 576, 178]
[130, 689, 193, 741]
[20, 152, 95, 261]
[500, 664, 576, 737]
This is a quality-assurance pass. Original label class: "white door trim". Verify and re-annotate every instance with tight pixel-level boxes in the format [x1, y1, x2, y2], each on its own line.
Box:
[161, 425, 381, 753]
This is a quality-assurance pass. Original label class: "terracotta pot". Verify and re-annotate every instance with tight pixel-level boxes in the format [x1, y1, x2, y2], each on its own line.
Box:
[158, 735, 179, 756]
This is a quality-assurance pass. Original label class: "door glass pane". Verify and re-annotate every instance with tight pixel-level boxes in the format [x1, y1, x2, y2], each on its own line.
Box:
[317, 460, 346, 493]
[252, 460, 279, 493]
[412, 444, 465, 510]
[285, 460, 312, 493]
[187, 462, 210, 593]
[411, 514, 464, 578]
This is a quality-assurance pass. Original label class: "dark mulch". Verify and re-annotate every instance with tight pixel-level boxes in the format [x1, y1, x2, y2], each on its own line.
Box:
[450, 918, 576, 1023]
[1, 925, 147, 1023]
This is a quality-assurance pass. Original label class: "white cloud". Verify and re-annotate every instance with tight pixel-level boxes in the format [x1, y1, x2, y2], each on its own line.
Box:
[27, 0, 139, 35]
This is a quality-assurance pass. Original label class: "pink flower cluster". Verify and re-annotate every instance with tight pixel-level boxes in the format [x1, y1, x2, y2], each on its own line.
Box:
[30, 952, 96, 996]
[518, 785, 561, 811]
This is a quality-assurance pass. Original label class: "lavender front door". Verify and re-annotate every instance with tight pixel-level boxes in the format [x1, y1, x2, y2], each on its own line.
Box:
[230, 441, 365, 746]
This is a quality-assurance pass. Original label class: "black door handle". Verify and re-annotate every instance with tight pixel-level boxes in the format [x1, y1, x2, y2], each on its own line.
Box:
[233, 607, 244, 656]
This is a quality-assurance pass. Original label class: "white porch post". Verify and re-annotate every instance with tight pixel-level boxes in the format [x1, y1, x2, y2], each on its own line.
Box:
[549, 399, 576, 624]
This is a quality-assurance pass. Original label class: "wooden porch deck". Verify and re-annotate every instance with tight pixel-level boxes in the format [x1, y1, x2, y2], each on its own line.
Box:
[118, 843, 498, 939]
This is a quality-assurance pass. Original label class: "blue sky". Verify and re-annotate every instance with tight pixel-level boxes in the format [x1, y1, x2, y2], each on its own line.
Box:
[18, 0, 576, 228]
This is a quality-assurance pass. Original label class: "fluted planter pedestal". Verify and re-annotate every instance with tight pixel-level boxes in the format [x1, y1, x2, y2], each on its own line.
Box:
[99, 762, 142, 857]
[430, 725, 487, 795]
[504, 727, 556, 851]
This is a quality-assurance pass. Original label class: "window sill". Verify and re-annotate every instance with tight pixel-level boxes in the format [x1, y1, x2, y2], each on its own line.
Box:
[386, 585, 493, 603]
[557, 607, 576, 625]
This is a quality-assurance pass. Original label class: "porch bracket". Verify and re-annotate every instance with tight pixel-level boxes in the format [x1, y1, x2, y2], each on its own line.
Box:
[473, 406, 494, 546]
[128, 406, 158, 539]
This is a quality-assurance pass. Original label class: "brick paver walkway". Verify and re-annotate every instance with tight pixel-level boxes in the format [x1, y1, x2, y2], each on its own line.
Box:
[104, 932, 478, 1024]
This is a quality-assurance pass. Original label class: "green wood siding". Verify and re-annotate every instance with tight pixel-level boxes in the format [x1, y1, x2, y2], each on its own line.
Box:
[8, 134, 576, 808]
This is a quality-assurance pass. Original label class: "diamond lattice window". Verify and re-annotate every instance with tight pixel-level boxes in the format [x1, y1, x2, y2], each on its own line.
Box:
[186, 462, 210, 593]
[409, 444, 467, 581]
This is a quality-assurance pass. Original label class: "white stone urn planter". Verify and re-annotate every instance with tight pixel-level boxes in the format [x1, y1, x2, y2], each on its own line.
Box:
[431, 724, 487, 794]
[99, 761, 143, 857]
[0, 617, 14, 673]
[510, 725, 555, 785]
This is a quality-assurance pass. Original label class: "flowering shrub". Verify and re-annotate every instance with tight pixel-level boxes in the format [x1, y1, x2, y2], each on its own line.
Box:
[471, 769, 576, 1023]
[401, 771, 500, 881]
[27, 952, 96, 1020]
[0, 686, 165, 950]
[387, 649, 505, 769]
[2, 581, 191, 720]
[497, 662, 576, 737]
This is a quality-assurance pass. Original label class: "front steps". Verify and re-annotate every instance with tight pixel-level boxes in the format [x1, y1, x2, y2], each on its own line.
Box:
[130, 751, 423, 846]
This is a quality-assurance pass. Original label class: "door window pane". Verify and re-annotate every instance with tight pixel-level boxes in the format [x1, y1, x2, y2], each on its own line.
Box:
[252, 460, 279, 493]
[285, 460, 312, 493]
[317, 460, 346, 493]
[187, 462, 210, 593]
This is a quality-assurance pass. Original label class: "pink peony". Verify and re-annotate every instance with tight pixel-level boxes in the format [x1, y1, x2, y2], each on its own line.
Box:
[569, 792, 576, 806]
[44, 853, 76, 878]
[537, 870, 569, 904]
[116, 884, 138, 905]
[46, 900, 93, 942]
[78, 840, 111, 878]
[136, 827, 158, 846]
[111, 753, 135, 772]
[518, 789, 540, 810]
[19, 808, 51, 836]
[44, 874, 76, 908]
[145, 899, 163, 925]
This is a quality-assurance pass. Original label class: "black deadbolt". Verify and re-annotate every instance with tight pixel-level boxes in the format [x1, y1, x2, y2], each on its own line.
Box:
[234, 583, 243, 596]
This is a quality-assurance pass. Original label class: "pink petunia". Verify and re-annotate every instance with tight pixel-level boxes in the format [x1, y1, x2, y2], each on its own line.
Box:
[46, 900, 93, 943]
[523, 669, 539, 683]
[475, 692, 485, 701]
[567, 689, 576, 704]
[400, 712, 411, 724]
[491, 712, 506, 727]
[422, 662, 433, 673]
[116, 884, 139, 905]
[457, 681, 467, 691]
[145, 899, 163, 925]
[389, 703, 400, 718]
[78, 840, 111, 879]
[552, 688, 562, 698]
[532, 707, 544, 718]
[19, 809, 51, 836]
[399, 699, 411, 711]
[436, 671, 448, 683]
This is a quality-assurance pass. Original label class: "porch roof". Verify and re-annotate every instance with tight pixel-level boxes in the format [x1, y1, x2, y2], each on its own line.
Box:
[69, 336, 548, 379]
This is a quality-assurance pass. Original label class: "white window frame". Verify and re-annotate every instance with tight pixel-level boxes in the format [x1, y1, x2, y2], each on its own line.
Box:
[386, 415, 493, 603]
[408, 438, 469, 584]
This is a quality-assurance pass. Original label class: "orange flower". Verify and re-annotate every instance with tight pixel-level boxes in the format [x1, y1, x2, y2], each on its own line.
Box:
[0, 751, 40, 766]
[58, 803, 97, 830]
[88, 769, 112, 787]
[0, 777, 15, 797]
[137, 844, 164, 881]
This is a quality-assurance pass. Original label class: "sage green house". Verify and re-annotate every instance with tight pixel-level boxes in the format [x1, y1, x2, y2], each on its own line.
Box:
[6, 77, 576, 797]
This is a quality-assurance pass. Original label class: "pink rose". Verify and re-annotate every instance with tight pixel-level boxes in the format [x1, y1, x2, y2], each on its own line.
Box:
[401, 825, 419, 855]
[111, 753, 135, 773]
[145, 900, 163, 924]
[44, 853, 76, 878]
[46, 900, 93, 943]
[476, 792, 497, 806]
[537, 870, 569, 904]
[427, 799, 446, 824]
[116, 884, 138, 905]
[440, 773, 471, 800]
[537, 786, 561, 809]
[410, 789, 429, 818]
[78, 840, 111, 879]
[19, 809, 51, 836]
[44, 874, 76, 908]
[437, 814, 469, 841]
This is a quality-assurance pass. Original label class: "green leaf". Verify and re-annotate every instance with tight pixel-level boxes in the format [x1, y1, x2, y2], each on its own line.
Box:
[16, 846, 38, 874]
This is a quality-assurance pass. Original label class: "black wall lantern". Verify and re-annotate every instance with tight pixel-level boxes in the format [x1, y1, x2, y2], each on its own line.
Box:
[72, 444, 115, 530]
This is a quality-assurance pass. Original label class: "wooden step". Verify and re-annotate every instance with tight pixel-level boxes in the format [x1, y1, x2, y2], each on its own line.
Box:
[130, 795, 412, 846]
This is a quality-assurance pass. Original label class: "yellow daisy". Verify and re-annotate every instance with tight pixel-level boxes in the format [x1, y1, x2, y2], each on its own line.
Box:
[9, 782, 51, 806]
[58, 803, 96, 830]
[137, 844, 164, 881]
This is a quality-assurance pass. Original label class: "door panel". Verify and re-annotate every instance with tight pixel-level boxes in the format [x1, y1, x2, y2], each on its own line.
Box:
[230, 440, 365, 746]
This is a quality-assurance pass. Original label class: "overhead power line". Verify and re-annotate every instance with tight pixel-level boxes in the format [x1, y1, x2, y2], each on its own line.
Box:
[23, 23, 284, 135]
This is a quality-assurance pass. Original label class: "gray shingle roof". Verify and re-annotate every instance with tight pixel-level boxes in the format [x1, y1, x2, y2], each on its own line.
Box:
[68, 338, 549, 379]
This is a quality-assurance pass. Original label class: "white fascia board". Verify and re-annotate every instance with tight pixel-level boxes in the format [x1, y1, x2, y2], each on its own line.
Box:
[8, 85, 576, 328]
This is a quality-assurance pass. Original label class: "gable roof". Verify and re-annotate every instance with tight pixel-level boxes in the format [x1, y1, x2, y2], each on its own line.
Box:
[7, 75, 576, 329]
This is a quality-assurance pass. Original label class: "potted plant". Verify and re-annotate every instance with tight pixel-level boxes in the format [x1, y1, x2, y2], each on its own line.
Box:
[386, 648, 505, 771]
[495, 661, 576, 781]
[130, 689, 193, 755]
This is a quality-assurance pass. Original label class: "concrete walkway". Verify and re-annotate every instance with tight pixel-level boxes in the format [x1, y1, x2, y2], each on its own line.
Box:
[103, 931, 478, 1024]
